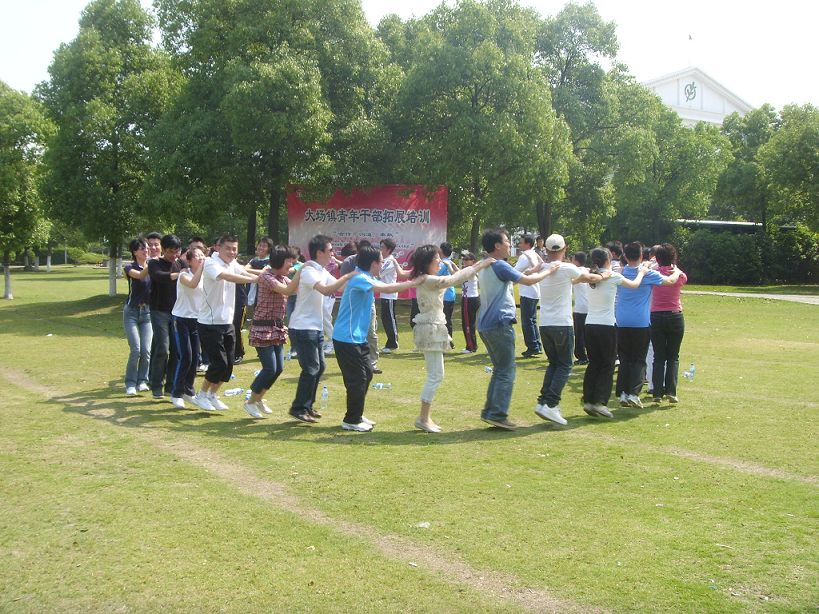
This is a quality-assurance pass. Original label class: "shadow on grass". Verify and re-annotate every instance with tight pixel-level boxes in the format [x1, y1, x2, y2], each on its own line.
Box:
[56, 374, 672, 448]
[0, 294, 123, 338]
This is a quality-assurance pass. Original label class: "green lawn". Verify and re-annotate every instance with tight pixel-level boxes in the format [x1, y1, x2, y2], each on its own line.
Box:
[1, 267, 817, 612]
[685, 284, 819, 296]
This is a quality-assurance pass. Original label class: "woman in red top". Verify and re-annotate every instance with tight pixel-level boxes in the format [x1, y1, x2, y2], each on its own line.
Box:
[649, 243, 688, 403]
[244, 246, 301, 419]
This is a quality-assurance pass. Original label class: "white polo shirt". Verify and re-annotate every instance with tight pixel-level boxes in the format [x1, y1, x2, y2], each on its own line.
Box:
[537, 263, 581, 326]
[515, 249, 540, 299]
[379, 257, 398, 300]
[289, 261, 335, 331]
[198, 254, 246, 326]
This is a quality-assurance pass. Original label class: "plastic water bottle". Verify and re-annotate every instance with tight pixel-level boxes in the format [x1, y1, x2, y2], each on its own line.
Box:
[223, 387, 244, 396]
[371, 382, 392, 390]
[682, 363, 696, 382]
[485, 366, 493, 374]
[320, 385, 329, 412]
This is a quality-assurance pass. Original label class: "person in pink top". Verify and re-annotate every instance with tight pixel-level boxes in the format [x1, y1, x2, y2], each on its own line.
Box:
[649, 243, 688, 403]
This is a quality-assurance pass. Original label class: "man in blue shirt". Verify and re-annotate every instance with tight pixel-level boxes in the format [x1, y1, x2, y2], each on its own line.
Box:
[615, 241, 681, 408]
[477, 229, 558, 430]
[333, 246, 425, 432]
[438, 242, 459, 349]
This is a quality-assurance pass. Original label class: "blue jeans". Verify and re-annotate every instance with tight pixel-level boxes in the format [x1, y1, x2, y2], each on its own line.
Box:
[538, 326, 574, 407]
[289, 328, 325, 413]
[519, 296, 541, 353]
[251, 344, 285, 393]
[124, 304, 152, 388]
[479, 325, 517, 420]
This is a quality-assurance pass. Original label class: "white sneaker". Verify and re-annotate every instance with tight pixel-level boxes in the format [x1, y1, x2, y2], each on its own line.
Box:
[171, 396, 186, 409]
[243, 402, 263, 418]
[341, 421, 373, 432]
[460, 348, 474, 354]
[626, 394, 644, 409]
[323, 344, 334, 355]
[125, 386, 137, 396]
[592, 404, 614, 418]
[535, 403, 568, 425]
[193, 391, 215, 411]
[380, 347, 392, 354]
[209, 394, 228, 411]
[256, 399, 273, 414]
[360, 416, 376, 426]
[183, 394, 197, 405]
[137, 382, 150, 392]
[619, 392, 629, 407]
[197, 364, 207, 373]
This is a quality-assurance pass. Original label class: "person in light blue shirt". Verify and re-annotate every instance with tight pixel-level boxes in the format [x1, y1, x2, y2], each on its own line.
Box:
[476, 229, 559, 430]
[614, 241, 681, 408]
[438, 242, 459, 348]
[333, 246, 425, 432]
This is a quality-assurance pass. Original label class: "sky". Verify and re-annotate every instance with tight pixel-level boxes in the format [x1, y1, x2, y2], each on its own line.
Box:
[1, 0, 816, 110]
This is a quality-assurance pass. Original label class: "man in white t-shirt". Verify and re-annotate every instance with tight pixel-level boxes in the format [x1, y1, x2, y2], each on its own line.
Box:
[515, 234, 542, 358]
[378, 238, 400, 352]
[571, 251, 590, 365]
[534, 234, 608, 425]
[288, 234, 358, 423]
[194, 235, 259, 412]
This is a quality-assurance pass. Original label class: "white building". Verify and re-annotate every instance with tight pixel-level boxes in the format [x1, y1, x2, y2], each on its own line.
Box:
[643, 66, 753, 127]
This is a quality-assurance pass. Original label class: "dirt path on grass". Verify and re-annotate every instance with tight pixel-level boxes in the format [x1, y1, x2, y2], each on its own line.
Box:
[0, 366, 596, 614]
[683, 290, 819, 305]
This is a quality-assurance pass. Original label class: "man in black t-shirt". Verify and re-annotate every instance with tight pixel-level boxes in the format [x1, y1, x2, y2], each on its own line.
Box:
[147, 234, 181, 398]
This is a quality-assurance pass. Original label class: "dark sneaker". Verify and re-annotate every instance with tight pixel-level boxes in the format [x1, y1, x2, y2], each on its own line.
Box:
[481, 417, 518, 430]
[574, 359, 589, 365]
[233, 355, 244, 364]
[371, 367, 383, 374]
[306, 407, 322, 419]
[520, 350, 540, 359]
[289, 411, 317, 423]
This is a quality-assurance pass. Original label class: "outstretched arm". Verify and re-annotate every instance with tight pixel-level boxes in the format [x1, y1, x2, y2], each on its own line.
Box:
[518, 261, 560, 286]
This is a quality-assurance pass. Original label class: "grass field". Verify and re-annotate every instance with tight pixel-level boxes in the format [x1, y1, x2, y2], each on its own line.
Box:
[1, 267, 817, 613]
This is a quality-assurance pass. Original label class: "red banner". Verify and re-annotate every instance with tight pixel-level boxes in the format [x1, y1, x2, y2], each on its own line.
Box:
[287, 185, 448, 264]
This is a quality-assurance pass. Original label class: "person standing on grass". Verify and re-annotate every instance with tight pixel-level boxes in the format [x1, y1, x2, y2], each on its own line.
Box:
[516, 234, 543, 359]
[169, 247, 206, 410]
[572, 251, 590, 365]
[147, 234, 182, 399]
[532, 235, 611, 426]
[477, 228, 559, 430]
[341, 239, 382, 373]
[410, 245, 495, 432]
[615, 241, 681, 409]
[192, 235, 259, 412]
[123, 238, 152, 396]
[288, 235, 359, 423]
[582, 248, 648, 418]
[333, 246, 425, 432]
[378, 238, 401, 353]
[437, 242, 459, 349]
[243, 245, 301, 419]
[459, 251, 481, 353]
[649, 243, 688, 404]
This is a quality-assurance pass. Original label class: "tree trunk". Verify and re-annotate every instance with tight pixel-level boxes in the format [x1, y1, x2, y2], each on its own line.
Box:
[108, 241, 120, 297]
[33, 250, 40, 272]
[267, 182, 284, 244]
[536, 202, 553, 238]
[23, 250, 33, 272]
[46, 248, 52, 273]
[469, 215, 482, 253]
[246, 202, 258, 256]
[3, 251, 11, 299]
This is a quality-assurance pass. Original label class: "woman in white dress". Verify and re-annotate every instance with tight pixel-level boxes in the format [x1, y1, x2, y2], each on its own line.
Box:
[410, 245, 494, 432]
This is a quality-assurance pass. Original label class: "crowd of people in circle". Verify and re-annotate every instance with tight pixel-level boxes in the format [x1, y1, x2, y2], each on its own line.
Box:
[123, 227, 687, 433]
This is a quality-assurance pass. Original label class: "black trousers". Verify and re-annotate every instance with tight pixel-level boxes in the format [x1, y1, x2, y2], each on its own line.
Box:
[650, 311, 685, 397]
[583, 324, 617, 405]
[199, 323, 236, 384]
[333, 340, 373, 424]
[573, 312, 588, 361]
[409, 298, 420, 329]
[461, 295, 480, 351]
[616, 327, 651, 397]
[443, 300, 455, 345]
[380, 298, 399, 349]
[233, 304, 247, 359]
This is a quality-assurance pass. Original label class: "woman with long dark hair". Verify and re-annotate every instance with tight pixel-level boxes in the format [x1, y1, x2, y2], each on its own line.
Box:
[169, 247, 206, 409]
[123, 238, 152, 396]
[583, 248, 647, 417]
[649, 243, 688, 403]
[410, 245, 494, 432]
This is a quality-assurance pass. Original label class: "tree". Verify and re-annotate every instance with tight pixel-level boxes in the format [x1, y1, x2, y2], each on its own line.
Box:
[0, 82, 53, 299]
[385, 0, 571, 250]
[758, 104, 819, 231]
[714, 104, 779, 229]
[150, 0, 396, 249]
[38, 0, 181, 295]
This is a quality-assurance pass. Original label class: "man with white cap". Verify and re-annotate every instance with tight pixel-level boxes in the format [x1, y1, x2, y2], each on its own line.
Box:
[533, 233, 610, 425]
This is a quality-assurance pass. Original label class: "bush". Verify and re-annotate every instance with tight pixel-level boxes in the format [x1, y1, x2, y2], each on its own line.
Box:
[66, 247, 103, 265]
[672, 226, 818, 284]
